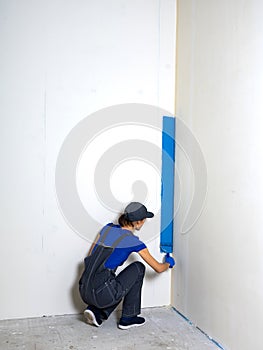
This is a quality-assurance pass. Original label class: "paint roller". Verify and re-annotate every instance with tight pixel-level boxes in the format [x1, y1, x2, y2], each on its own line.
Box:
[160, 116, 175, 261]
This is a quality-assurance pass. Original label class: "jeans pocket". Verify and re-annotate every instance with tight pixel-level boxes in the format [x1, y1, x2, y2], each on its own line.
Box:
[93, 280, 118, 308]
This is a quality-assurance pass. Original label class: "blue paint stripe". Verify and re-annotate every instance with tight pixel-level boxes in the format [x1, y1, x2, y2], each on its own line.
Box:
[172, 307, 225, 350]
[160, 116, 176, 253]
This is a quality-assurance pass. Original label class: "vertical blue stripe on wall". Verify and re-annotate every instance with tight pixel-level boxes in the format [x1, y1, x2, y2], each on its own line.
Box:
[160, 116, 176, 253]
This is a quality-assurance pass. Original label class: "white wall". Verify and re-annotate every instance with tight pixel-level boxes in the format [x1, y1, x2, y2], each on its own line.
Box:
[174, 1, 263, 349]
[0, 0, 176, 320]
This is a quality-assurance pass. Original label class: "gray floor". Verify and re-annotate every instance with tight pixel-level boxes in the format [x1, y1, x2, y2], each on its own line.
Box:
[0, 307, 220, 350]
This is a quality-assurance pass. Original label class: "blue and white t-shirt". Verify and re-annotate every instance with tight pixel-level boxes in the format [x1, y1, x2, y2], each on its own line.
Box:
[92, 223, 146, 270]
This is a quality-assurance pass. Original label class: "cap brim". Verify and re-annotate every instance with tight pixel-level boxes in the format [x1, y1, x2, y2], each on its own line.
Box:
[146, 212, 154, 218]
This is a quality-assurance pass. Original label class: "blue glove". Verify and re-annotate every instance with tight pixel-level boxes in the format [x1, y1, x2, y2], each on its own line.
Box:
[165, 253, 175, 268]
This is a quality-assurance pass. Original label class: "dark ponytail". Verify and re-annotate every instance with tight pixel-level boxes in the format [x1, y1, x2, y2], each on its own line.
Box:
[118, 214, 134, 228]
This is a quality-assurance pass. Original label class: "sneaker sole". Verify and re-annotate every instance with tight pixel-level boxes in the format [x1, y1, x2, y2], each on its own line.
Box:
[84, 309, 101, 327]
[118, 321, 145, 330]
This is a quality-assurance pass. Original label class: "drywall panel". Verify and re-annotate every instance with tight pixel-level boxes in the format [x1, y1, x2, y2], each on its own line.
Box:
[174, 1, 263, 349]
[0, 0, 176, 319]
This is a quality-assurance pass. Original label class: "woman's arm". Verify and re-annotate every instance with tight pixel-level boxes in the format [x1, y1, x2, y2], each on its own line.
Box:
[138, 248, 170, 273]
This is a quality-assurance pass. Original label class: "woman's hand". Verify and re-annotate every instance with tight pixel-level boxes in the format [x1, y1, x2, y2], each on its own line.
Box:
[164, 253, 175, 268]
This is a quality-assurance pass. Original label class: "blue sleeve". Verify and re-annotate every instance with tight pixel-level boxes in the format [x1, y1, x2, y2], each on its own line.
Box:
[133, 242, 147, 252]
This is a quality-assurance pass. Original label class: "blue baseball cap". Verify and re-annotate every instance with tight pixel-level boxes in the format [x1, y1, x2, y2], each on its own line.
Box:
[124, 202, 154, 221]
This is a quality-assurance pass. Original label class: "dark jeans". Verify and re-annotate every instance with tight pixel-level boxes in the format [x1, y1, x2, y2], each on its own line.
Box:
[90, 261, 145, 318]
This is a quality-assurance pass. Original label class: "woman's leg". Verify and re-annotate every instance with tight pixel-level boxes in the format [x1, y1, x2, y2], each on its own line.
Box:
[102, 261, 145, 319]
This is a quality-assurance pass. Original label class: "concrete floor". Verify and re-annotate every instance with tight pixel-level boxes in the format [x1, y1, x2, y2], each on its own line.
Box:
[0, 307, 220, 350]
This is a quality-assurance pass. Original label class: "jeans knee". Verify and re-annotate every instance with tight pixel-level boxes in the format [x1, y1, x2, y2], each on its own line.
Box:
[134, 261, 145, 276]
